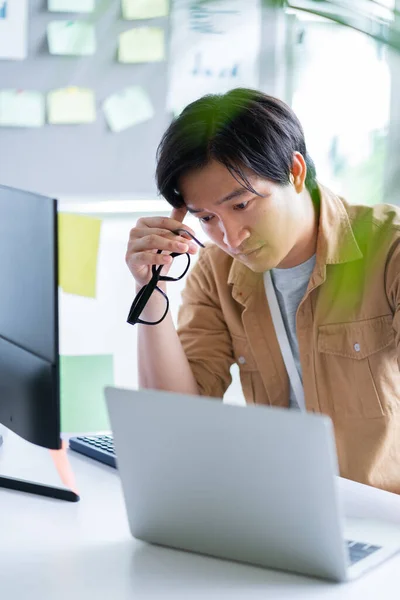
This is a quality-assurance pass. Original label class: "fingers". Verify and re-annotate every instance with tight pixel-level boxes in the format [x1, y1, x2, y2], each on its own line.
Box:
[130, 232, 197, 255]
[126, 211, 199, 282]
[127, 250, 173, 267]
[171, 206, 187, 223]
[135, 214, 196, 238]
[130, 227, 187, 242]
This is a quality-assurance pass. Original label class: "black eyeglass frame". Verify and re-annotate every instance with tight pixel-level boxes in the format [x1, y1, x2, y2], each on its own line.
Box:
[127, 228, 205, 326]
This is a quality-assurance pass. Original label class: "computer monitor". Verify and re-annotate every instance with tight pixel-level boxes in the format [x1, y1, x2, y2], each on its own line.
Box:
[0, 184, 78, 502]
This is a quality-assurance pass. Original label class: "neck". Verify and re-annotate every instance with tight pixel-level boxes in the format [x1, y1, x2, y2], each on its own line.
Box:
[277, 188, 319, 269]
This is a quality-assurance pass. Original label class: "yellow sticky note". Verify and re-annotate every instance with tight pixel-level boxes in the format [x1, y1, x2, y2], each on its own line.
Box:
[47, 87, 96, 124]
[48, 0, 95, 12]
[0, 89, 45, 127]
[122, 0, 169, 19]
[103, 86, 154, 132]
[58, 213, 102, 298]
[47, 21, 96, 56]
[118, 27, 165, 63]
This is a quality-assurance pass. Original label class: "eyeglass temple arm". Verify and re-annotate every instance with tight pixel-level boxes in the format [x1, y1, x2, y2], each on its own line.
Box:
[172, 228, 205, 248]
[151, 229, 204, 279]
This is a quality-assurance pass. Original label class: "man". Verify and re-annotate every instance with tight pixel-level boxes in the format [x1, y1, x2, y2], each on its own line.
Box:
[126, 88, 400, 494]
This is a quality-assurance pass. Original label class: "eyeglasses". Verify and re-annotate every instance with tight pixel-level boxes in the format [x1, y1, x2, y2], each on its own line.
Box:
[127, 228, 205, 326]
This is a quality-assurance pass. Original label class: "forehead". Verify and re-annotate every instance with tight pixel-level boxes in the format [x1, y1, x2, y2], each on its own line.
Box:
[179, 160, 258, 209]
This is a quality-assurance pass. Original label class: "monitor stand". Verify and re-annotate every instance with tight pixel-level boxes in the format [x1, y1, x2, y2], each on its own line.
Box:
[0, 474, 79, 501]
[0, 433, 79, 502]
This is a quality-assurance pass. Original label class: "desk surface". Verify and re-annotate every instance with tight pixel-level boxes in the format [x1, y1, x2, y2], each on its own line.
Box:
[0, 429, 400, 600]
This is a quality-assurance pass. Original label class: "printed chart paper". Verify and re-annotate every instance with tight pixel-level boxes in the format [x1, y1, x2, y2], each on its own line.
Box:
[0, 0, 28, 60]
[167, 0, 261, 115]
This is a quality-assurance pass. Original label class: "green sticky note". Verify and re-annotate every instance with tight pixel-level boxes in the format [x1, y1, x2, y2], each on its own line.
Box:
[47, 21, 96, 56]
[47, 87, 96, 124]
[58, 213, 102, 298]
[48, 0, 95, 12]
[118, 27, 165, 63]
[0, 89, 45, 127]
[103, 85, 154, 133]
[122, 0, 169, 19]
[60, 355, 114, 432]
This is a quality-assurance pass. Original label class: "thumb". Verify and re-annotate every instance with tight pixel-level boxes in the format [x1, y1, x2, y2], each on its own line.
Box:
[171, 205, 187, 223]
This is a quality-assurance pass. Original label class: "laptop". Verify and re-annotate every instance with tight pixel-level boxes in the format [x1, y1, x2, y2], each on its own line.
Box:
[104, 386, 400, 582]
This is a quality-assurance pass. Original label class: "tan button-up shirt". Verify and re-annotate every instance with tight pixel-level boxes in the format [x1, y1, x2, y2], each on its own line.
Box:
[177, 184, 400, 494]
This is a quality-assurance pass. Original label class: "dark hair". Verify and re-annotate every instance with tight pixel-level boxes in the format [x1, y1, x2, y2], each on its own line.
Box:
[156, 88, 318, 208]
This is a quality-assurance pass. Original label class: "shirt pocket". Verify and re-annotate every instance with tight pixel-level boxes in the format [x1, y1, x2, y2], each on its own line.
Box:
[317, 315, 396, 418]
[231, 335, 258, 404]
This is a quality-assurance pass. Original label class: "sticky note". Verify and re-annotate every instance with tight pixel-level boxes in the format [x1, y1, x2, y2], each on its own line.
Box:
[118, 27, 165, 63]
[103, 86, 154, 132]
[47, 21, 96, 56]
[48, 0, 95, 12]
[58, 213, 102, 298]
[122, 0, 169, 20]
[47, 87, 96, 124]
[60, 355, 114, 432]
[0, 89, 45, 127]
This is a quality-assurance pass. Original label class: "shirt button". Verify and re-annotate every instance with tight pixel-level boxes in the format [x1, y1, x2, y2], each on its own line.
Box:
[238, 356, 246, 365]
[354, 343, 361, 352]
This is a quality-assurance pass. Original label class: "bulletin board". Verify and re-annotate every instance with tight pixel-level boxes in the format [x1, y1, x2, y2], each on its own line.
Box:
[0, 1, 281, 431]
[0, 0, 282, 198]
[0, 0, 171, 197]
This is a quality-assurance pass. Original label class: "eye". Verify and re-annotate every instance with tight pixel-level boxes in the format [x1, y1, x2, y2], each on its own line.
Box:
[233, 201, 250, 211]
[199, 215, 214, 224]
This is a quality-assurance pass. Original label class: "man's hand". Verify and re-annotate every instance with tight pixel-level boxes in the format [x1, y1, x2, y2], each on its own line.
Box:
[125, 207, 198, 287]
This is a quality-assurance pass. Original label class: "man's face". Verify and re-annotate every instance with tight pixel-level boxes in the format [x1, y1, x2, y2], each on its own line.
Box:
[179, 160, 310, 272]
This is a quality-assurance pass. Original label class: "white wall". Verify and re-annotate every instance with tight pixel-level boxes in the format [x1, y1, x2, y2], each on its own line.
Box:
[57, 201, 245, 406]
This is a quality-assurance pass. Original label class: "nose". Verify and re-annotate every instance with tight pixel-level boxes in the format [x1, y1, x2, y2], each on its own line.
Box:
[219, 220, 250, 251]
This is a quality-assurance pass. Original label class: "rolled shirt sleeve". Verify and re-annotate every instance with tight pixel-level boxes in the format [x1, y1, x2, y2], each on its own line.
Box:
[177, 247, 234, 399]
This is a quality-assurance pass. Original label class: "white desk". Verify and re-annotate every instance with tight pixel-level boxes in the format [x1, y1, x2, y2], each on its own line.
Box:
[0, 430, 400, 600]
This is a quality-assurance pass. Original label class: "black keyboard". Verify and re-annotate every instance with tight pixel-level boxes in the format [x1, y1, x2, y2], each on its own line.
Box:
[69, 434, 116, 468]
[346, 540, 381, 565]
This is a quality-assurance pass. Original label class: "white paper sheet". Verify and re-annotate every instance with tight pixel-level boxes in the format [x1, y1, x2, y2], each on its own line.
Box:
[0, 0, 28, 60]
[167, 0, 261, 115]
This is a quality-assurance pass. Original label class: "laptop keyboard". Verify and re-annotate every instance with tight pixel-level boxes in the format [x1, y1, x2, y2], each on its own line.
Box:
[346, 540, 382, 565]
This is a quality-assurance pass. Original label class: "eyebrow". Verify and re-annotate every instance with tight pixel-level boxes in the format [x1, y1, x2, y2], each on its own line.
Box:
[186, 187, 250, 214]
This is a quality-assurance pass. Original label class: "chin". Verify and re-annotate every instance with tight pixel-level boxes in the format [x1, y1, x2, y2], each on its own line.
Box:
[240, 253, 278, 273]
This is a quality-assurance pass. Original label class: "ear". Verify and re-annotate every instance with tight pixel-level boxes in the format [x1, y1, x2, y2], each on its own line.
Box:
[290, 152, 307, 193]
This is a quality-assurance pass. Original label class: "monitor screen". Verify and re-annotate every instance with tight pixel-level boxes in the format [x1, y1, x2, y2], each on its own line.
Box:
[0, 185, 61, 449]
